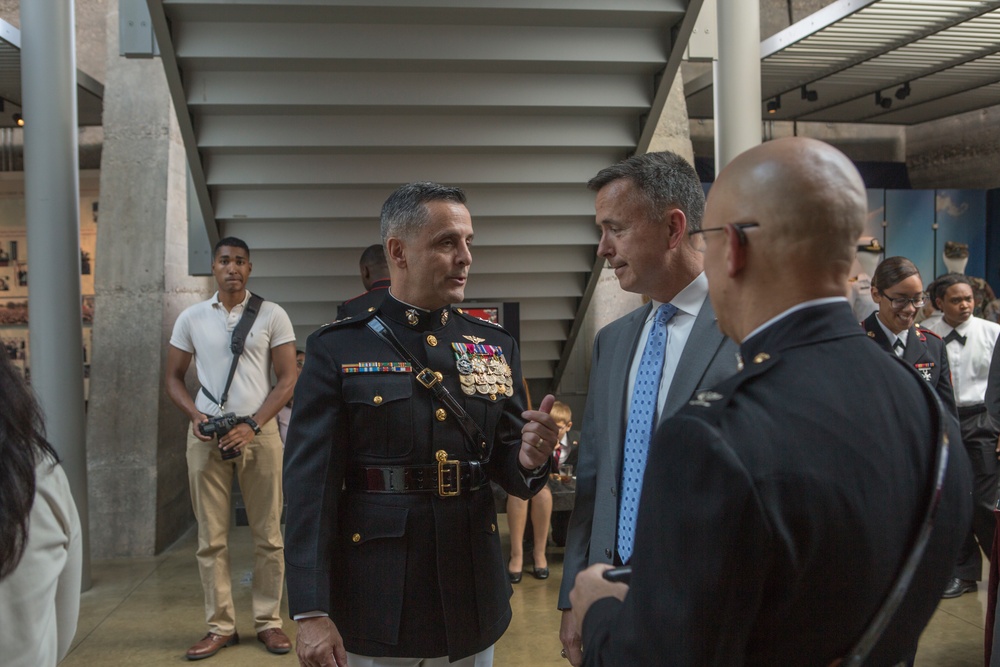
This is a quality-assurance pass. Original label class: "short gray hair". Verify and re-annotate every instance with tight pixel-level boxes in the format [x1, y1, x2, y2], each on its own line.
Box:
[380, 182, 468, 243]
[588, 152, 705, 232]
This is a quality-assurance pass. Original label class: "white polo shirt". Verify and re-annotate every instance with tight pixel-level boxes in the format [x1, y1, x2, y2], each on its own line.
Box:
[170, 291, 295, 417]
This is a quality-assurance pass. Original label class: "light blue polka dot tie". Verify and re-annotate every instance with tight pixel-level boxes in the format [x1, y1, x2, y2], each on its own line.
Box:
[617, 302, 677, 563]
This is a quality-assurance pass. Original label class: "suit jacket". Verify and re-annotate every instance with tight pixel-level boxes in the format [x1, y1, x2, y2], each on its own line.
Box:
[558, 296, 739, 608]
[336, 279, 391, 320]
[581, 302, 972, 666]
[985, 338, 1000, 429]
[284, 294, 546, 661]
[861, 312, 958, 419]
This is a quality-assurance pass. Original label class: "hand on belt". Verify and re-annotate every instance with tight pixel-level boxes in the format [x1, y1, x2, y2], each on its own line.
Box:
[348, 458, 486, 497]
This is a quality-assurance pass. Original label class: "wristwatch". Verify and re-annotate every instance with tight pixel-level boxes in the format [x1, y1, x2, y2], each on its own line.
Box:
[244, 416, 262, 436]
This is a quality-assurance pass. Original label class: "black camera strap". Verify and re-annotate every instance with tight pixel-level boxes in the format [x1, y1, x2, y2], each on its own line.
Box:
[201, 293, 265, 412]
[366, 316, 489, 460]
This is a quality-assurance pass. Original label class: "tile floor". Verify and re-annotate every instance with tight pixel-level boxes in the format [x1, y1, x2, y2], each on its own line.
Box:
[62, 518, 989, 666]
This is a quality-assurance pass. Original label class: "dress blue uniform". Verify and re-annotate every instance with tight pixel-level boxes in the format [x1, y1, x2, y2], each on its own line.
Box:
[284, 294, 547, 662]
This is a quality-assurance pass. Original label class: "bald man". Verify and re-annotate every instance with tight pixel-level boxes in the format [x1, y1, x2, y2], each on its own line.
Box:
[568, 138, 971, 666]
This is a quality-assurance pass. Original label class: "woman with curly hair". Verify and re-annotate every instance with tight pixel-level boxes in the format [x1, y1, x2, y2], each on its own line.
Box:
[0, 353, 82, 666]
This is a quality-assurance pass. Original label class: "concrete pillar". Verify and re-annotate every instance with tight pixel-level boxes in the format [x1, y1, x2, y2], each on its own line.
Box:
[85, 0, 211, 557]
[715, 0, 761, 171]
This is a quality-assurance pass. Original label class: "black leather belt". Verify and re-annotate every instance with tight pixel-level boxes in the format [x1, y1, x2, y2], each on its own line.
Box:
[348, 459, 486, 497]
[957, 403, 986, 419]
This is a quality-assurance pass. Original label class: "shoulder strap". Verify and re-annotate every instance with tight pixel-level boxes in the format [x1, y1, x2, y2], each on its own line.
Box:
[366, 316, 490, 460]
[201, 294, 265, 411]
[836, 360, 950, 667]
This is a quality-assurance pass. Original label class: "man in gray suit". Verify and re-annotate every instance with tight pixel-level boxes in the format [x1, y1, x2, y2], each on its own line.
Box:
[557, 152, 739, 665]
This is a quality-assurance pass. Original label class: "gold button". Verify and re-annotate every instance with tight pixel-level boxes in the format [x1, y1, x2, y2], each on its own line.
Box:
[435, 408, 447, 421]
[866, 331, 875, 338]
[352, 533, 361, 543]
[456, 308, 463, 314]
[368, 306, 376, 312]
[427, 334, 438, 346]
[489, 394, 497, 401]
[753, 353, 771, 364]
[434, 371, 443, 382]
[373, 395, 383, 405]
[490, 523, 496, 533]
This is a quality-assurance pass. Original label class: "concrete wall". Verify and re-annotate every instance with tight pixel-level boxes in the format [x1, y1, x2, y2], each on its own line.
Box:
[907, 106, 1000, 190]
[85, 0, 210, 557]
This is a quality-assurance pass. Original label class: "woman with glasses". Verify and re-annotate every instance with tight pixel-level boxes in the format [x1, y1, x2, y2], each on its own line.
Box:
[861, 256, 957, 418]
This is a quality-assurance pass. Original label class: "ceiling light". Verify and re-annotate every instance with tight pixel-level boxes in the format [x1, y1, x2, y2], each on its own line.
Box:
[801, 85, 818, 102]
[766, 95, 781, 114]
[895, 82, 911, 101]
[12, 113, 23, 127]
[875, 92, 892, 110]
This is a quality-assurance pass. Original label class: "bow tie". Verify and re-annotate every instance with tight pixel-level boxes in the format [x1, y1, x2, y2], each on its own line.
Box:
[944, 330, 967, 346]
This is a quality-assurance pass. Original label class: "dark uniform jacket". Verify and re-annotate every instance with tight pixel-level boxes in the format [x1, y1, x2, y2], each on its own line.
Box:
[336, 278, 391, 320]
[284, 294, 546, 661]
[861, 311, 958, 419]
[582, 302, 972, 666]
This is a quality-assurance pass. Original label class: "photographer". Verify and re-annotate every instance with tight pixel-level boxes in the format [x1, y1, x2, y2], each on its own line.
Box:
[166, 237, 297, 660]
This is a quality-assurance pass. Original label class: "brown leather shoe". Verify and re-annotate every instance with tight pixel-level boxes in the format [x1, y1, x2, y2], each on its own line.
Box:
[186, 632, 239, 660]
[257, 628, 292, 655]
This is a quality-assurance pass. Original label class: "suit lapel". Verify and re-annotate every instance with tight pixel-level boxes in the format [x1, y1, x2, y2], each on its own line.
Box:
[661, 296, 726, 421]
[863, 312, 892, 353]
[902, 326, 929, 365]
[608, 304, 650, 476]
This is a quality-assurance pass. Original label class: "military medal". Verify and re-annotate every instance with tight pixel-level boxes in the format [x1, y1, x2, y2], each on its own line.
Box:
[914, 362, 934, 382]
[342, 362, 413, 373]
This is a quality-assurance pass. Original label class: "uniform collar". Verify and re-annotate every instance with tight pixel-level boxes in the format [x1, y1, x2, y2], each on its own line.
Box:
[380, 293, 452, 332]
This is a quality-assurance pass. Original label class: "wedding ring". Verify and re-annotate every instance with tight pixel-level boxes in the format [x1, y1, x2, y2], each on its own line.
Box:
[561, 648, 568, 659]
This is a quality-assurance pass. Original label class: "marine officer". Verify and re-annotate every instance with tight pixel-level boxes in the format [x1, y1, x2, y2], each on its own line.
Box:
[283, 181, 558, 667]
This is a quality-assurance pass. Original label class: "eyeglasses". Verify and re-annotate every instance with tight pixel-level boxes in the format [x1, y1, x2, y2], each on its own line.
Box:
[688, 222, 760, 245]
[877, 290, 926, 310]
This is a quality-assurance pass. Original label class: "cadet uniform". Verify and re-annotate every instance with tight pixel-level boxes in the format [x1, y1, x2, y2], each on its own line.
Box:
[580, 301, 972, 666]
[283, 294, 547, 663]
[861, 311, 958, 418]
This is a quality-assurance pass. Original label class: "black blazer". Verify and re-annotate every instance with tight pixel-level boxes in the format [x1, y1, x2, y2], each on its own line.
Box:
[582, 302, 972, 666]
[861, 312, 958, 419]
[336, 279, 391, 320]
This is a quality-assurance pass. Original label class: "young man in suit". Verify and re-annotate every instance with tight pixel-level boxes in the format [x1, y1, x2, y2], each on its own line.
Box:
[557, 152, 739, 664]
[569, 137, 971, 666]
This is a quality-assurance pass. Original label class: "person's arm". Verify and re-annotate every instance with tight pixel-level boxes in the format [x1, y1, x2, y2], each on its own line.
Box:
[574, 415, 769, 666]
[558, 334, 605, 666]
[165, 344, 212, 442]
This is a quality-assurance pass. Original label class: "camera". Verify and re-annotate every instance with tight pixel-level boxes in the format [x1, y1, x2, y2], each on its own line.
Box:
[199, 412, 244, 460]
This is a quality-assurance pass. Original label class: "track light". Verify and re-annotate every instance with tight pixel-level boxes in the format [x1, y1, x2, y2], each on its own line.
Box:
[875, 91, 892, 110]
[800, 85, 818, 102]
[895, 82, 911, 101]
[12, 113, 23, 127]
[766, 95, 781, 114]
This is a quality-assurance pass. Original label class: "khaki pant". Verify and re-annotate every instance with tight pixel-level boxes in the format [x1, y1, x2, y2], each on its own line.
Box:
[186, 419, 284, 635]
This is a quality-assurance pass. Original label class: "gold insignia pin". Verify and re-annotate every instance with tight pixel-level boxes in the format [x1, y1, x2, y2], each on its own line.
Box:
[405, 309, 419, 326]
[441, 310, 450, 325]
[367, 306, 376, 313]
[867, 331, 875, 338]
[463, 335, 486, 344]
[753, 353, 771, 364]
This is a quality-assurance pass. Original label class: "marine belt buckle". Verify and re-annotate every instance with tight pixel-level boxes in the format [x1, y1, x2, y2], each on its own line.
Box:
[436, 450, 461, 497]
[416, 368, 440, 389]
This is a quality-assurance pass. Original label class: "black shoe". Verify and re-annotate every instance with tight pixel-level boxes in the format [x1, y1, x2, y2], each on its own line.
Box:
[942, 577, 977, 598]
[507, 559, 522, 584]
[532, 566, 549, 580]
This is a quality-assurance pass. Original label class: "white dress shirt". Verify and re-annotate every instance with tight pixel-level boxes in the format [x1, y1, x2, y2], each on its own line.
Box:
[625, 272, 707, 422]
[926, 316, 1000, 407]
[874, 314, 909, 357]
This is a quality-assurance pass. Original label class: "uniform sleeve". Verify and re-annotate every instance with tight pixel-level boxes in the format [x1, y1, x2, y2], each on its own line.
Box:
[267, 303, 297, 349]
[932, 338, 958, 421]
[169, 308, 194, 353]
[558, 331, 604, 609]
[283, 331, 348, 615]
[581, 415, 771, 666]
